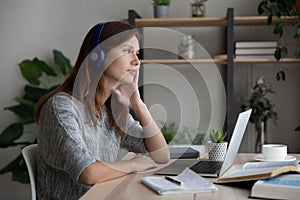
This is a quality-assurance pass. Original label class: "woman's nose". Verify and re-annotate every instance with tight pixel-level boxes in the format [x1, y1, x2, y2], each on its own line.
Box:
[132, 53, 140, 66]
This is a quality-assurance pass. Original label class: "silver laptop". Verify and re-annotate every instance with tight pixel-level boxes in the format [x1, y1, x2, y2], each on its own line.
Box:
[155, 109, 252, 177]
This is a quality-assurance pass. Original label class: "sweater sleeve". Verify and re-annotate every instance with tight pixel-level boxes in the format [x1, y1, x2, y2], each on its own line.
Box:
[38, 95, 96, 182]
[120, 114, 148, 153]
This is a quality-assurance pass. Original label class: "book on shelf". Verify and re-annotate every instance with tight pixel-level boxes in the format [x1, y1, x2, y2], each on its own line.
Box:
[250, 174, 300, 200]
[140, 167, 218, 195]
[235, 48, 276, 55]
[215, 159, 299, 183]
[235, 41, 277, 49]
[235, 54, 275, 59]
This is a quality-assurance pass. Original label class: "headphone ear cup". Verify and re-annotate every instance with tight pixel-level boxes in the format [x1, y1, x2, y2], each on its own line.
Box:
[89, 47, 106, 67]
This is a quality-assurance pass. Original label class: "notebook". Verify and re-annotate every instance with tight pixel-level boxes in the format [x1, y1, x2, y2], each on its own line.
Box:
[155, 109, 252, 177]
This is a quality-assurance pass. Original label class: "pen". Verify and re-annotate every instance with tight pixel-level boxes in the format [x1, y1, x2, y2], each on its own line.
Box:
[165, 176, 184, 186]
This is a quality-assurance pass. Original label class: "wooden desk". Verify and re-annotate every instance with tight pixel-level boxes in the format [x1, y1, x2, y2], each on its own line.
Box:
[80, 153, 300, 200]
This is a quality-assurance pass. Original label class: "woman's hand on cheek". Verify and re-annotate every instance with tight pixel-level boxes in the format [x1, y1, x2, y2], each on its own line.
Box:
[114, 74, 143, 110]
[114, 83, 141, 109]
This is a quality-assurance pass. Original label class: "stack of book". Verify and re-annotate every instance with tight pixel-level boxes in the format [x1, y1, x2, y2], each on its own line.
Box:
[216, 160, 300, 200]
[234, 41, 277, 59]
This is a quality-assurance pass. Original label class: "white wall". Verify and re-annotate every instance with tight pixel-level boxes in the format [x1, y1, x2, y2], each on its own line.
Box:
[1, 0, 299, 199]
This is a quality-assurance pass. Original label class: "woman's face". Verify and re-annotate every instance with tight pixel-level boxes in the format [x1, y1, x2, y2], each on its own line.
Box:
[103, 36, 140, 85]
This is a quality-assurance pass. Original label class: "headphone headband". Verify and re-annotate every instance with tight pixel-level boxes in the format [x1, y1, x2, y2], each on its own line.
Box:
[89, 22, 107, 67]
[91, 22, 106, 50]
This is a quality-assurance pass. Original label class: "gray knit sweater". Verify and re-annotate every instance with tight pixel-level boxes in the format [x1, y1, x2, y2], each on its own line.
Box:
[36, 92, 147, 199]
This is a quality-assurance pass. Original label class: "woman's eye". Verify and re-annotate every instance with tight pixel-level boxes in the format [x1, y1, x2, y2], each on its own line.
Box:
[123, 49, 139, 55]
[123, 49, 132, 54]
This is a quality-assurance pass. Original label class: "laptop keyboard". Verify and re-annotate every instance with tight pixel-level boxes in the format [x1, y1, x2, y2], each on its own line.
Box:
[190, 160, 223, 174]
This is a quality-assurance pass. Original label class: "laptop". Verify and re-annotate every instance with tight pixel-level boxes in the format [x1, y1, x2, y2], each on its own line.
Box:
[155, 109, 252, 177]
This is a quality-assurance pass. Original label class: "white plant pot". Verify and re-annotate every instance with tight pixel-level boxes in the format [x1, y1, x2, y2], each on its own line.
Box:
[154, 5, 169, 18]
[207, 141, 228, 161]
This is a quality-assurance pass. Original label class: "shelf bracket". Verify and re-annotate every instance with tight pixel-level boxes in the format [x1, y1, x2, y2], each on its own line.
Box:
[226, 8, 234, 140]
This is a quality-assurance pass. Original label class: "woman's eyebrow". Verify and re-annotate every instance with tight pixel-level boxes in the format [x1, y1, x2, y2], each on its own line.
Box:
[120, 44, 139, 50]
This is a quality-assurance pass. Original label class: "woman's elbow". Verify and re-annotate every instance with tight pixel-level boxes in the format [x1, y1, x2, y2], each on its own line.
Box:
[150, 151, 171, 164]
[79, 169, 99, 186]
[78, 162, 105, 186]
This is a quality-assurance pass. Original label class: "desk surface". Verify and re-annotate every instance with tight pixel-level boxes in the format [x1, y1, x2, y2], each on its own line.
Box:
[80, 153, 300, 200]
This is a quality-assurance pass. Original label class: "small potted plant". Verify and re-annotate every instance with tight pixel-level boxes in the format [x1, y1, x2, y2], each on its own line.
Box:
[207, 129, 227, 161]
[152, 0, 171, 18]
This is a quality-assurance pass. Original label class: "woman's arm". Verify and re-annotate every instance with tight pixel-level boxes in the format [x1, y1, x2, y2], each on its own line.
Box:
[131, 101, 170, 163]
[79, 154, 157, 185]
[114, 70, 170, 164]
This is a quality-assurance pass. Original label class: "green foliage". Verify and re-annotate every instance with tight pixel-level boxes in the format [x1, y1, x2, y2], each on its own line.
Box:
[152, 0, 171, 6]
[240, 77, 277, 134]
[161, 122, 205, 145]
[161, 122, 177, 144]
[258, 0, 300, 80]
[209, 129, 227, 143]
[0, 50, 72, 183]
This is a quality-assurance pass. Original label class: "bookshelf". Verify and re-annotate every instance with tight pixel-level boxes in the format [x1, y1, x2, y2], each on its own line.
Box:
[127, 8, 300, 139]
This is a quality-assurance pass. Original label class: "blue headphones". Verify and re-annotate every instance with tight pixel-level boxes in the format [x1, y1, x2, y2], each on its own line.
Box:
[89, 22, 107, 67]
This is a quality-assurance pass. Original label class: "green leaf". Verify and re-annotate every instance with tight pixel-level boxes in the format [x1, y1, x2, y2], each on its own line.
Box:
[295, 126, 300, 131]
[274, 47, 282, 60]
[23, 85, 58, 103]
[296, 46, 300, 58]
[0, 154, 29, 184]
[19, 59, 42, 85]
[274, 21, 284, 37]
[14, 97, 35, 109]
[18, 58, 57, 86]
[280, 46, 288, 58]
[276, 70, 286, 81]
[12, 170, 29, 184]
[33, 58, 57, 77]
[4, 105, 34, 119]
[0, 123, 23, 148]
[258, 1, 271, 15]
[274, 46, 288, 60]
[53, 49, 72, 75]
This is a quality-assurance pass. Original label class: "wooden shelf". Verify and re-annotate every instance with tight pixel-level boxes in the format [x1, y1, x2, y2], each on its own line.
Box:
[141, 59, 226, 64]
[234, 58, 300, 63]
[234, 16, 298, 26]
[133, 17, 227, 27]
[126, 16, 298, 28]
[140, 58, 300, 65]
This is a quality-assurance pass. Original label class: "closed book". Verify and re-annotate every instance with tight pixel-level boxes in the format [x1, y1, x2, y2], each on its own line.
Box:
[235, 41, 277, 48]
[235, 54, 275, 59]
[169, 146, 200, 159]
[235, 48, 276, 55]
[250, 174, 300, 200]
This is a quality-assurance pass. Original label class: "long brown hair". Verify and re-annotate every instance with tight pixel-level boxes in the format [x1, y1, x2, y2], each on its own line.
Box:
[35, 21, 140, 136]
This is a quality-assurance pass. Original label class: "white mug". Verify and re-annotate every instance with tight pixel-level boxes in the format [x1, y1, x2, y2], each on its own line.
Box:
[262, 144, 287, 161]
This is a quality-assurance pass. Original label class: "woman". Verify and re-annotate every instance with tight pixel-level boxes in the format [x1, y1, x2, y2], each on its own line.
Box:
[34, 21, 170, 199]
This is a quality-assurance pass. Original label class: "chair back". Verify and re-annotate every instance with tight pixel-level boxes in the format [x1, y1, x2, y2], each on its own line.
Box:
[22, 144, 37, 200]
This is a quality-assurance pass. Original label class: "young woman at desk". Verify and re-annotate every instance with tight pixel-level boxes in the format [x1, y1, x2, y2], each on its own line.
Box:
[34, 21, 170, 199]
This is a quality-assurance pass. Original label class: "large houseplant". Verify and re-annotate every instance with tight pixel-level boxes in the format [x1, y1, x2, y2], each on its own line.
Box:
[258, 0, 300, 81]
[0, 50, 72, 183]
[240, 77, 278, 152]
